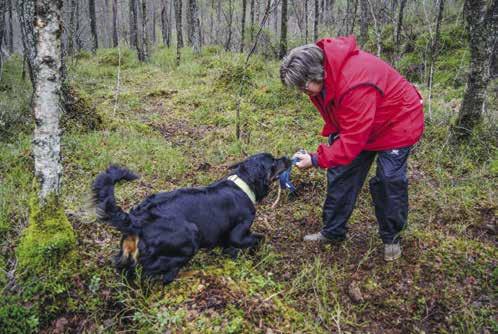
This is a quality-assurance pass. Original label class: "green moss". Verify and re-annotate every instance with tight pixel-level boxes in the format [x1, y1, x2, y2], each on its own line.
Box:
[0, 295, 39, 334]
[12, 193, 79, 327]
[17, 193, 76, 274]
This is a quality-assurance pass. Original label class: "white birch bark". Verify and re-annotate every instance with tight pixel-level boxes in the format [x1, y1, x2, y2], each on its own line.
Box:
[32, 0, 63, 202]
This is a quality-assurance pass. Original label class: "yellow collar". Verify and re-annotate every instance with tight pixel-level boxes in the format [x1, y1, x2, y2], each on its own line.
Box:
[227, 175, 256, 205]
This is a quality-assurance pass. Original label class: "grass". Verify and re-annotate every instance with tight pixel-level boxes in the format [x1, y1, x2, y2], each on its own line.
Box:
[0, 45, 496, 333]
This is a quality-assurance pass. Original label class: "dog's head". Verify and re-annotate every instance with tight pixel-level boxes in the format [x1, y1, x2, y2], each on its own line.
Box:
[229, 153, 291, 202]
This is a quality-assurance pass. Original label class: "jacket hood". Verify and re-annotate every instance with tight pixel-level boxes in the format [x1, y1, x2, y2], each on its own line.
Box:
[316, 36, 359, 102]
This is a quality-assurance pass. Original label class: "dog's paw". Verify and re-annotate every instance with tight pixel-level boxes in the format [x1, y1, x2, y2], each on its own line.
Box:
[252, 233, 265, 244]
[162, 267, 180, 285]
[222, 247, 241, 259]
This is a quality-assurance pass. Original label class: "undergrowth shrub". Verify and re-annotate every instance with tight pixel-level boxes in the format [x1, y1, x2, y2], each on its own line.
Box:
[0, 296, 39, 334]
[97, 48, 139, 69]
[0, 56, 32, 142]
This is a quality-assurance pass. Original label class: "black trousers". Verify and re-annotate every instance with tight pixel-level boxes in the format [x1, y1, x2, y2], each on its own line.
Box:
[321, 144, 411, 244]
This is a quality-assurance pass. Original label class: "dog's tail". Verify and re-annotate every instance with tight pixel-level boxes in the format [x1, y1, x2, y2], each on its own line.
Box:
[92, 165, 139, 234]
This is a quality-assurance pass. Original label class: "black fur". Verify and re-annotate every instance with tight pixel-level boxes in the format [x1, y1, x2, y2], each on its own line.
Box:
[92, 153, 291, 284]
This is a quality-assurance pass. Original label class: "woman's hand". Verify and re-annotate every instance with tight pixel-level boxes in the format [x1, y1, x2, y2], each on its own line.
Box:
[293, 151, 313, 169]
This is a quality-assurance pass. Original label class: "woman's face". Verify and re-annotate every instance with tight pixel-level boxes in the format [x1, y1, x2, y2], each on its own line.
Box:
[302, 81, 323, 97]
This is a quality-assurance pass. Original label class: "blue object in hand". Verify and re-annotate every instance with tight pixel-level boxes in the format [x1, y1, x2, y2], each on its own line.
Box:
[279, 157, 300, 193]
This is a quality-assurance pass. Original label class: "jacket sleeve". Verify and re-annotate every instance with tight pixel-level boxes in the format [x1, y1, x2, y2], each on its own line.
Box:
[315, 86, 381, 168]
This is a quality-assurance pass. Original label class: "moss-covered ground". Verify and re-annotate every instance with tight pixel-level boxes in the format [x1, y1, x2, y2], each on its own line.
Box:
[0, 43, 496, 333]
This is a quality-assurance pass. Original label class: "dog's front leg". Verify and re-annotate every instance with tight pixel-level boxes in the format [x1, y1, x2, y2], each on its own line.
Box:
[227, 217, 263, 251]
[222, 246, 241, 259]
[162, 267, 181, 285]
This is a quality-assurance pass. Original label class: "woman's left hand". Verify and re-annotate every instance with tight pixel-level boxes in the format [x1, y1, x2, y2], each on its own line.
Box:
[293, 151, 313, 169]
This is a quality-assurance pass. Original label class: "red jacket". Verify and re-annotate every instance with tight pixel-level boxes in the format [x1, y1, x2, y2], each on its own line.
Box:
[310, 36, 424, 168]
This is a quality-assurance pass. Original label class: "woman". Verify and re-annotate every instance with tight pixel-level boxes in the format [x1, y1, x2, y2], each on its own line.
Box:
[280, 36, 424, 261]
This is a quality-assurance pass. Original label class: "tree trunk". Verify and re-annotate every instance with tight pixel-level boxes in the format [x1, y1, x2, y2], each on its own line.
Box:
[190, 0, 201, 53]
[112, 0, 119, 47]
[152, 0, 157, 45]
[273, 0, 278, 36]
[18, 0, 36, 86]
[174, 0, 183, 65]
[343, 0, 350, 35]
[367, 0, 381, 56]
[395, 0, 407, 58]
[129, 0, 139, 48]
[68, 0, 77, 55]
[319, 0, 324, 23]
[89, 0, 98, 53]
[139, 0, 149, 61]
[161, 0, 171, 47]
[240, 0, 247, 52]
[186, 0, 192, 46]
[7, 0, 13, 54]
[453, 0, 498, 139]
[250, 0, 255, 43]
[427, 0, 445, 86]
[0, 1, 5, 79]
[217, 0, 223, 45]
[325, 0, 335, 25]
[350, 0, 358, 35]
[313, 0, 318, 41]
[75, 0, 82, 50]
[104, 0, 110, 47]
[279, 0, 287, 59]
[255, 0, 260, 27]
[427, 0, 445, 120]
[359, 0, 368, 46]
[225, 0, 233, 51]
[32, 0, 64, 201]
[304, 0, 308, 43]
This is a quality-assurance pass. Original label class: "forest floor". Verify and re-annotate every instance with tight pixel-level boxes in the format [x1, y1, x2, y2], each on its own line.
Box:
[1, 47, 497, 333]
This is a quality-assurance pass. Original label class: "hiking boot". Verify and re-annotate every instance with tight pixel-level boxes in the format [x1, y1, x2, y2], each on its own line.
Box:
[384, 243, 401, 261]
[303, 232, 343, 243]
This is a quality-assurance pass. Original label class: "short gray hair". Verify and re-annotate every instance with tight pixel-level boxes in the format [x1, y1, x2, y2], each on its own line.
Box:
[280, 44, 324, 89]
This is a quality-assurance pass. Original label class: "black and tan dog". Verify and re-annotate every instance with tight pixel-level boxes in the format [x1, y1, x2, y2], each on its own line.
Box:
[92, 153, 291, 284]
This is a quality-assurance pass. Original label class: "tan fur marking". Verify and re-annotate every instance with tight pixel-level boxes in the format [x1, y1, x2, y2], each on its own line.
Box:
[122, 235, 140, 263]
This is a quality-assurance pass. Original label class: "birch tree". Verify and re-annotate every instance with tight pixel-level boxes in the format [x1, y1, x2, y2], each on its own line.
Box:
[32, 0, 64, 202]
